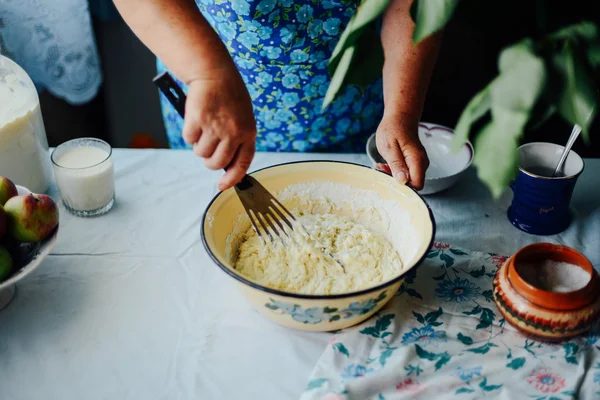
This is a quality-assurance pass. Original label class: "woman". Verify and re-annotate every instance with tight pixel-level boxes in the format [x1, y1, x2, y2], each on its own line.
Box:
[113, 0, 441, 191]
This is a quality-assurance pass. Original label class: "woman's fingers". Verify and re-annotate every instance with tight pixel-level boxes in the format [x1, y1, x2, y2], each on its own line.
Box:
[182, 113, 202, 145]
[402, 143, 429, 190]
[218, 141, 255, 191]
[203, 139, 237, 170]
[376, 139, 410, 185]
[193, 132, 219, 158]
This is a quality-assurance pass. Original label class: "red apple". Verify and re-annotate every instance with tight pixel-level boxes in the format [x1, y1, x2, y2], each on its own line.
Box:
[0, 176, 18, 206]
[4, 194, 59, 242]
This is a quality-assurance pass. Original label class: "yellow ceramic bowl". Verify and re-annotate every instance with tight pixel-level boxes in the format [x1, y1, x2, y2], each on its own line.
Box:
[201, 161, 435, 331]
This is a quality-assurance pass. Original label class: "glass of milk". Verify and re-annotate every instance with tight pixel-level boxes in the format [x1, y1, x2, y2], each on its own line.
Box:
[51, 138, 115, 217]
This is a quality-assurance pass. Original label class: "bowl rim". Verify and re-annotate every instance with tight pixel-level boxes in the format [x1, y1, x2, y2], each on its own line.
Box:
[366, 122, 475, 182]
[201, 160, 436, 300]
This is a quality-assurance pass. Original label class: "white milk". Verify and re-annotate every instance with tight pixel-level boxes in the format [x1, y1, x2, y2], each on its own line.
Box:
[54, 146, 115, 211]
[0, 55, 52, 193]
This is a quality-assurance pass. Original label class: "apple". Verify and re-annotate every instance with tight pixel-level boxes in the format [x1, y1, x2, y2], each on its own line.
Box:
[0, 176, 18, 206]
[4, 194, 59, 242]
[0, 246, 13, 281]
[0, 205, 5, 240]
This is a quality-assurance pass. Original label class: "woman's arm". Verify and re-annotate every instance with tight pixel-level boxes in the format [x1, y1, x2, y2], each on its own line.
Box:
[113, 0, 256, 190]
[377, 0, 442, 189]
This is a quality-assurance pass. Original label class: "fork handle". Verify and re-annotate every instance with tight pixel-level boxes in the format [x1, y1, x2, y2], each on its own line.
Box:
[153, 71, 237, 175]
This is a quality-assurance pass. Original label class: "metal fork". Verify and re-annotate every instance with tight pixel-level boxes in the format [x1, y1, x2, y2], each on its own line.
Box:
[153, 72, 345, 271]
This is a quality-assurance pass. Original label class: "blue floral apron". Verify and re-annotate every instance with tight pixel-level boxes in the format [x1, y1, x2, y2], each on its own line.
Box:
[157, 0, 384, 152]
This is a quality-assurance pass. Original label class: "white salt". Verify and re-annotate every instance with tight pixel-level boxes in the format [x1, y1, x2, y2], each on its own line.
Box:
[518, 259, 591, 293]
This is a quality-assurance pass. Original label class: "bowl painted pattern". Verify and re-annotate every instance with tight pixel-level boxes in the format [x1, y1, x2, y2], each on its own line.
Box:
[202, 161, 435, 331]
[493, 243, 600, 342]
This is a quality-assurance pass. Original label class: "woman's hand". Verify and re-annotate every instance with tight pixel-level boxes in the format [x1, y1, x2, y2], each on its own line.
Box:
[375, 113, 429, 190]
[112, 0, 256, 190]
[183, 63, 257, 191]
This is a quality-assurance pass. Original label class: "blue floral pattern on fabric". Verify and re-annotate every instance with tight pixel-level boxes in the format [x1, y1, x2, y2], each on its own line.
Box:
[157, 0, 384, 152]
[300, 243, 600, 400]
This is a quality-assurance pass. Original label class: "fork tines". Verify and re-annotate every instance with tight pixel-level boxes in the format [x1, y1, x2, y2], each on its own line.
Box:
[235, 175, 297, 244]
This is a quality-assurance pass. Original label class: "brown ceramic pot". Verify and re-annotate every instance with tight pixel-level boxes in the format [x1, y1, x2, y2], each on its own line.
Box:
[493, 243, 600, 342]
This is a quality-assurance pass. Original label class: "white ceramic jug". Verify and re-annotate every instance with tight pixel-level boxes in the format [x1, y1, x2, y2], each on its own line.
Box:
[0, 54, 52, 193]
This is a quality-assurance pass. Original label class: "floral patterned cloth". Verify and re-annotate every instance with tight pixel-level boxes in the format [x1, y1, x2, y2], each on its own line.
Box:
[157, 0, 384, 151]
[300, 243, 600, 400]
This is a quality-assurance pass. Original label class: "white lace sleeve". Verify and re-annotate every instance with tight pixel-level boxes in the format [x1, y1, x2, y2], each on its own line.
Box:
[0, 0, 102, 105]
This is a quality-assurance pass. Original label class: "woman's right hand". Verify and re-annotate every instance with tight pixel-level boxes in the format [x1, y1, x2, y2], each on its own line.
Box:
[183, 63, 256, 191]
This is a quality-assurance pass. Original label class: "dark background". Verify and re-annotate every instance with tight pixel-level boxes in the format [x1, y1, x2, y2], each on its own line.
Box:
[41, 0, 599, 157]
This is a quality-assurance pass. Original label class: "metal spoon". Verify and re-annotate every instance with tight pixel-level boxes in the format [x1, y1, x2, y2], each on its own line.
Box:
[552, 124, 582, 177]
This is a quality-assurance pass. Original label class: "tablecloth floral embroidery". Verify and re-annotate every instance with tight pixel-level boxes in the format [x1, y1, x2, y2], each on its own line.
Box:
[300, 243, 600, 400]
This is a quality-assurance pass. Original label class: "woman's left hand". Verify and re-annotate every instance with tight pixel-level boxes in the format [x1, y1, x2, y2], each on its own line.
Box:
[375, 113, 429, 190]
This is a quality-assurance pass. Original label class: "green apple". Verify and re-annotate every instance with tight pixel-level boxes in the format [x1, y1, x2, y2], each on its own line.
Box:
[4, 194, 59, 242]
[0, 205, 5, 240]
[0, 246, 13, 281]
[0, 176, 18, 206]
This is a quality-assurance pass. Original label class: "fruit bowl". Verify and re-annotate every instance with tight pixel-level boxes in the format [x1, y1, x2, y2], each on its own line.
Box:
[0, 185, 59, 310]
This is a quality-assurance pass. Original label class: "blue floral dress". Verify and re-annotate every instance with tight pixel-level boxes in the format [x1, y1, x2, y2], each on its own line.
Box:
[157, 0, 384, 152]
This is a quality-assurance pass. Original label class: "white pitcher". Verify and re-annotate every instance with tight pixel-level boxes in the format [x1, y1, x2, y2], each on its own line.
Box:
[0, 54, 52, 193]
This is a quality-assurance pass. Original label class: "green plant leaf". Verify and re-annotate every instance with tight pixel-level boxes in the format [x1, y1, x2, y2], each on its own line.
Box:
[472, 122, 519, 198]
[341, 24, 386, 87]
[456, 387, 475, 394]
[551, 41, 597, 141]
[328, 0, 390, 74]
[323, 307, 338, 313]
[472, 40, 547, 198]
[410, 0, 459, 44]
[322, 46, 355, 110]
[333, 343, 350, 357]
[457, 333, 473, 345]
[506, 357, 526, 370]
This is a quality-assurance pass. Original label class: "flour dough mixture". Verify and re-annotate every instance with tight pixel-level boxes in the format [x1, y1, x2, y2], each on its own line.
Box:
[234, 211, 403, 295]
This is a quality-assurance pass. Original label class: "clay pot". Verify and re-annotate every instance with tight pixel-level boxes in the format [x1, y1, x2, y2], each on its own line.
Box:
[493, 243, 600, 342]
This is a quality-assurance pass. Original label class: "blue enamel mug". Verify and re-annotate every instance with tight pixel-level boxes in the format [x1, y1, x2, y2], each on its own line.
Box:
[507, 142, 585, 235]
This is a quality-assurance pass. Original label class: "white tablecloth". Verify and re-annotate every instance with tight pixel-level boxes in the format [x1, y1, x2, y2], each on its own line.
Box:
[0, 150, 598, 400]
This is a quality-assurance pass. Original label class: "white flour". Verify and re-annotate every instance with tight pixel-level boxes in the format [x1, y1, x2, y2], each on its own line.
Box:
[225, 181, 418, 274]
[518, 259, 591, 293]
